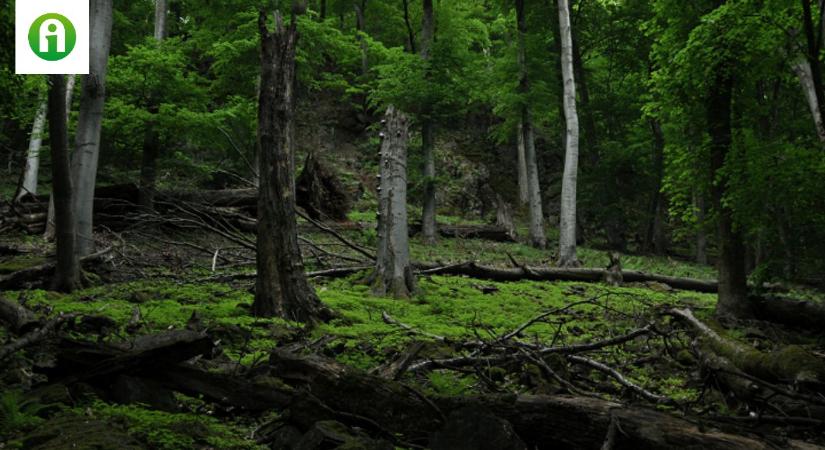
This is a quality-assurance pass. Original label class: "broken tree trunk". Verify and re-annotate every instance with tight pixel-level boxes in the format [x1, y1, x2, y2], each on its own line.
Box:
[253, 7, 331, 323]
[372, 106, 417, 298]
[295, 152, 352, 221]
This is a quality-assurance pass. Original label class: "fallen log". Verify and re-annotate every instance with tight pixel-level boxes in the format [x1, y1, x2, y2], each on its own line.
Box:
[410, 223, 517, 242]
[419, 261, 718, 293]
[265, 348, 817, 449]
[670, 308, 825, 386]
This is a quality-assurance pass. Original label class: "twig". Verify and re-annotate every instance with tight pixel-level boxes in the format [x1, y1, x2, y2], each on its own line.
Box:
[567, 355, 674, 405]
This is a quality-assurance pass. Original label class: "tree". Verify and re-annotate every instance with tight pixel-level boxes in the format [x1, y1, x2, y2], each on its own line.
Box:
[515, 0, 546, 249]
[47, 75, 81, 292]
[71, 0, 114, 257]
[557, 0, 580, 267]
[373, 106, 417, 298]
[17, 76, 76, 203]
[420, 0, 437, 245]
[138, 0, 169, 209]
[253, 4, 332, 323]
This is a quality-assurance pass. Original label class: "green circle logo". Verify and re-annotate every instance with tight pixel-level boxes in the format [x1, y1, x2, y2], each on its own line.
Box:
[28, 13, 76, 61]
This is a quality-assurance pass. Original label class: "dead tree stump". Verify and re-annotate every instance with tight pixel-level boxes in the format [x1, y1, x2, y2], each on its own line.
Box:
[372, 106, 416, 298]
[296, 152, 351, 221]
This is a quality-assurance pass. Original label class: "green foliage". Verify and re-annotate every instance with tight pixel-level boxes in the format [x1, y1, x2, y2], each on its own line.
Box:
[86, 402, 265, 450]
[0, 391, 47, 437]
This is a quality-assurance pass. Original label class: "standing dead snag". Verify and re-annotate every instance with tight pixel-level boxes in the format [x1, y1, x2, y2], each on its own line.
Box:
[372, 106, 417, 298]
[253, 6, 332, 324]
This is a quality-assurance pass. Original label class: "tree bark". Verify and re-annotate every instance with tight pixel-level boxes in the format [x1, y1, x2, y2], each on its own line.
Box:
[402, 0, 416, 53]
[557, 0, 580, 267]
[17, 98, 46, 202]
[707, 67, 750, 318]
[70, 0, 113, 257]
[516, 121, 528, 205]
[801, 0, 825, 136]
[515, 0, 546, 249]
[373, 106, 417, 298]
[43, 75, 77, 238]
[420, 0, 437, 245]
[47, 76, 81, 293]
[645, 119, 667, 254]
[254, 7, 331, 324]
[138, 0, 168, 210]
[153, 0, 168, 41]
[792, 59, 825, 142]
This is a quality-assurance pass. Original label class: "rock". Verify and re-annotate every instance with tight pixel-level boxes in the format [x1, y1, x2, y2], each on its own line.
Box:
[429, 407, 527, 450]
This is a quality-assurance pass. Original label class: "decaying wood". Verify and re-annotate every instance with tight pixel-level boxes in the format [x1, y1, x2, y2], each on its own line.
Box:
[0, 295, 39, 334]
[670, 308, 825, 386]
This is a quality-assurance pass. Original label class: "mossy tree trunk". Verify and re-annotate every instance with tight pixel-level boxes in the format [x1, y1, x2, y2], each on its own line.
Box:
[253, 5, 331, 324]
[373, 106, 416, 298]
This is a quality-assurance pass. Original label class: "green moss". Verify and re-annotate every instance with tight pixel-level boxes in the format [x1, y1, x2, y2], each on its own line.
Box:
[0, 256, 46, 274]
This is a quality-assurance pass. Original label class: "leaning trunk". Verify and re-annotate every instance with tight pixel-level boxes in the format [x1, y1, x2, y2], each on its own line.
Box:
[557, 0, 580, 267]
[47, 76, 80, 293]
[707, 69, 750, 318]
[70, 0, 114, 257]
[792, 59, 825, 142]
[516, 0, 546, 249]
[253, 8, 330, 324]
[373, 106, 417, 298]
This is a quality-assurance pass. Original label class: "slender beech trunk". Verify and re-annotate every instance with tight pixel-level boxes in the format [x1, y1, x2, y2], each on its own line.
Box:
[420, 0, 437, 244]
[47, 76, 80, 292]
[16, 98, 46, 202]
[154, 0, 168, 40]
[516, 121, 528, 205]
[43, 76, 77, 238]
[354, 1, 368, 76]
[801, 0, 825, 134]
[139, 0, 167, 209]
[646, 119, 667, 254]
[254, 6, 330, 324]
[402, 0, 417, 53]
[516, 0, 546, 249]
[70, 0, 113, 257]
[373, 106, 417, 298]
[707, 68, 750, 318]
[557, 0, 580, 267]
[695, 191, 708, 265]
[792, 59, 825, 142]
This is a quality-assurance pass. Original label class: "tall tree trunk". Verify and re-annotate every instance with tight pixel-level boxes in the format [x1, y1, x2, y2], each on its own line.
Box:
[516, 121, 528, 205]
[707, 69, 750, 319]
[47, 76, 81, 293]
[557, 0, 580, 267]
[572, 26, 598, 164]
[154, 0, 168, 41]
[254, 6, 331, 324]
[420, 0, 437, 245]
[43, 76, 77, 238]
[373, 106, 417, 298]
[139, 0, 168, 209]
[645, 119, 667, 255]
[791, 59, 825, 142]
[402, 0, 417, 53]
[16, 98, 46, 202]
[70, 0, 113, 257]
[695, 191, 708, 265]
[516, 0, 546, 249]
[801, 0, 825, 134]
[354, 1, 368, 76]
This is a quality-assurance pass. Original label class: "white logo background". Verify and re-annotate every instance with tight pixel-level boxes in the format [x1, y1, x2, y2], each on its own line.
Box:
[16, 0, 89, 74]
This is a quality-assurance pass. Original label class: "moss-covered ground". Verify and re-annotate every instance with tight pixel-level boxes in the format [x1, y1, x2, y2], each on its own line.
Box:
[1, 227, 823, 449]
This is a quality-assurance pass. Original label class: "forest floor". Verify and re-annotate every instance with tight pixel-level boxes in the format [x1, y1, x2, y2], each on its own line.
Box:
[1, 215, 825, 449]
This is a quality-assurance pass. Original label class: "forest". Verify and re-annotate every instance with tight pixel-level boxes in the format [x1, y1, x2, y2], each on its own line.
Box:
[1, 0, 825, 448]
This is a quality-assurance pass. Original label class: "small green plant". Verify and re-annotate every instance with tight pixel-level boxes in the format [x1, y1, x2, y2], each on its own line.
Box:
[0, 390, 47, 437]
